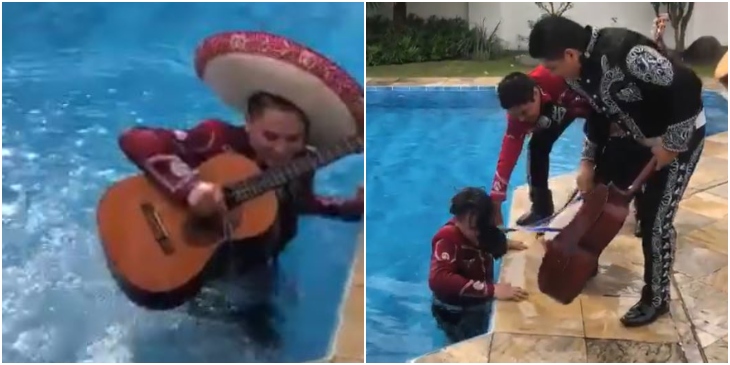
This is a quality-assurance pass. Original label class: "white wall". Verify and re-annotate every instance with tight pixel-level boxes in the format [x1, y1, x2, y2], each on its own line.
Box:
[368, 2, 728, 50]
[688, 2, 728, 45]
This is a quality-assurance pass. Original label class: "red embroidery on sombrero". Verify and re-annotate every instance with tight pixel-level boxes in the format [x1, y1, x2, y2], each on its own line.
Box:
[193, 32, 363, 125]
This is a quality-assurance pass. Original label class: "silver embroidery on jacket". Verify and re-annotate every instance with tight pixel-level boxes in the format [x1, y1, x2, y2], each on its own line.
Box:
[599, 56, 646, 139]
[552, 106, 567, 124]
[616, 83, 642, 103]
[626, 45, 674, 86]
[662, 112, 699, 152]
[536, 115, 552, 129]
[581, 138, 598, 161]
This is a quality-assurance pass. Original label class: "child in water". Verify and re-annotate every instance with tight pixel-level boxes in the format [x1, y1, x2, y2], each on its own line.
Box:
[428, 187, 529, 343]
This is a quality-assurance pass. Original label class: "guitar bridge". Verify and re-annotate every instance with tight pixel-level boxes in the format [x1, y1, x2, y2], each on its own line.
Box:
[140, 203, 174, 255]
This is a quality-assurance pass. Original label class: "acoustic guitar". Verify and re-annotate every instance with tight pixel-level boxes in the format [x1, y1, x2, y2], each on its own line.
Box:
[96, 136, 362, 310]
[537, 158, 657, 304]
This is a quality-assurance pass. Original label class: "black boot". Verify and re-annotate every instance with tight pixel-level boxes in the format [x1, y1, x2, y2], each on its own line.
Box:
[516, 188, 554, 226]
[620, 289, 669, 327]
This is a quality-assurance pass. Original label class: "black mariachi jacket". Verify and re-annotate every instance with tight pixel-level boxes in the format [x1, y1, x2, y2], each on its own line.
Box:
[567, 26, 704, 162]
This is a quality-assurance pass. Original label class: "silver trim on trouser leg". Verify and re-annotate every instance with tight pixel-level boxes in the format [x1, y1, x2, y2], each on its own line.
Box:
[526, 140, 533, 188]
[649, 139, 704, 308]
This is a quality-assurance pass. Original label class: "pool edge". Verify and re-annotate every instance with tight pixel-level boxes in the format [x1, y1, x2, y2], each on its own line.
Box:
[317, 230, 364, 363]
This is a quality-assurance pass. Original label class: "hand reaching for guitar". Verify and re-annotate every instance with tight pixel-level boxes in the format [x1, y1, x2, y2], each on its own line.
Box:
[187, 182, 226, 217]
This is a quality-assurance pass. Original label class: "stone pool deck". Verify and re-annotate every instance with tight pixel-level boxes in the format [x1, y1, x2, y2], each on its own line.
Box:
[329, 232, 364, 363]
[413, 133, 728, 363]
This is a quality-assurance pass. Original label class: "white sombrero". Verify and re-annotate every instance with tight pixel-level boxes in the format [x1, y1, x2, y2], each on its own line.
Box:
[194, 31, 363, 148]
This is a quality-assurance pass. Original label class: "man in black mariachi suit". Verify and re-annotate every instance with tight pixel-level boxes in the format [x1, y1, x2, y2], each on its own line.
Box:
[528, 16, 706, 327]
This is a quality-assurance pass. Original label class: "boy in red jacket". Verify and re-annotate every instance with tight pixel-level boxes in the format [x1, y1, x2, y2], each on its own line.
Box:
[491, 66, 591, 226]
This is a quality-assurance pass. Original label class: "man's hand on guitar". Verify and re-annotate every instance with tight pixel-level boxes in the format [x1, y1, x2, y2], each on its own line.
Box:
[651, 145, 679, 171]
[494, 282, 529, 301]
[187, 182, 226, 217]
[576, 161, 596, 194]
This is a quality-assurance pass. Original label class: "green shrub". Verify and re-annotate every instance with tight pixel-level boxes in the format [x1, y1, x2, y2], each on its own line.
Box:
[366, 14, 503, 66]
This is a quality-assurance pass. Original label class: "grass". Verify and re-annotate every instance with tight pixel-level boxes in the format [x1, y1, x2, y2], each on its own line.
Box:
[367, 57, 718, 79]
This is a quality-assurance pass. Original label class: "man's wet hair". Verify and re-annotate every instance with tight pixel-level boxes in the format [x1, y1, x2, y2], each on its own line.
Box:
[449, 187, 508, 259]
[528, 15, 589, 60]
[497, 72, 538, 109]
[248, 92, 311, 134]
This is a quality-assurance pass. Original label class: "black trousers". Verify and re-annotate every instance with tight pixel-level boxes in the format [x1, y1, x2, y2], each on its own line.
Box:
[431, 300, 491, 344]
[595, 126, 705, 308]
[526, 118, 576, 190]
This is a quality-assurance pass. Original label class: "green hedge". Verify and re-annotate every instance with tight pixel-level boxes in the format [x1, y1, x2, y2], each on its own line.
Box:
[367, 14, 497, 66]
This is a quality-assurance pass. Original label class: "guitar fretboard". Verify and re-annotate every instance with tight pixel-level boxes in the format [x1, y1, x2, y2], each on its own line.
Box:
[225, 137, 361, 206]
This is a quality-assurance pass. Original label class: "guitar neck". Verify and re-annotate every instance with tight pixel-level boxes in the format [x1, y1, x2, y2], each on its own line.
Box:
[225, 138, 361, 207]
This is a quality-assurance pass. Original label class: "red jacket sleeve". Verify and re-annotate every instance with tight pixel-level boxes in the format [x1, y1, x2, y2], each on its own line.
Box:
[117, 119, 231, 204]
[298, 173, 363, 221]
[429, 239, 494, 300]
[491, 116, 528, 202]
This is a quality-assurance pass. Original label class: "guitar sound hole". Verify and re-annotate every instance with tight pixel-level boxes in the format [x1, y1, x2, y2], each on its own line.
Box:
[185, 212, 240, 246]
[183, 215, 228, 247]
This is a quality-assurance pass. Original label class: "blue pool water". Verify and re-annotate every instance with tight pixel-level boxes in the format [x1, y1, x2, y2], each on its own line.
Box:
[365, 87, 728, 363]
[2, 3, 363, 363]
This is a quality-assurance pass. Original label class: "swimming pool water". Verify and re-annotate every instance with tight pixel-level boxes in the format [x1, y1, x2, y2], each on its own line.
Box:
[364, 87, 728, 363]
[2, 3, 363, 362]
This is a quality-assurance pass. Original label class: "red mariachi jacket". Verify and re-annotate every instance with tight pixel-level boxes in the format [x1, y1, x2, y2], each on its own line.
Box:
[490, 65, 591, 202]
[118, 119, 362, 246]
[428, 220, 495, 306]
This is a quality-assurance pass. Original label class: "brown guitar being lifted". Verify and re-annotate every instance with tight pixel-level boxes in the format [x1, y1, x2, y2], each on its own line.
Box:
[96, 136, 362, 310]
[537, 158, 658, 304]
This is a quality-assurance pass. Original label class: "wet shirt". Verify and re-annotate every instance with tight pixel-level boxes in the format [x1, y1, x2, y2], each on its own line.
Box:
[428, 220, 496, 306]
[491, 65, 591, 201]
[569, 27, 704, 162]
[118, 119, 362, 254]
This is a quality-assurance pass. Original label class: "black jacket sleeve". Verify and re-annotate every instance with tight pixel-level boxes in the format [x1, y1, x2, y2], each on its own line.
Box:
[581, 110, 611, 162]
[624, 45, 704, 152]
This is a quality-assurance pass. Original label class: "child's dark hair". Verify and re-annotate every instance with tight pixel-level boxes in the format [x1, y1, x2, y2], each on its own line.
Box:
[247, 92, 311, 134]
[528, 15, 590, 60]
[449, 187, 493, 217]
[497, 72, 538, 110]
[450, 187, 508, 258]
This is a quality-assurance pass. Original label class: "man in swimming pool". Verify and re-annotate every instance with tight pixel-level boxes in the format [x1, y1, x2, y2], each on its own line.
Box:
[528, 15, 705, 327]
[119, 92, 363, 283]
[429, 187, 528, 343]
[491, 66, 591, 227]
